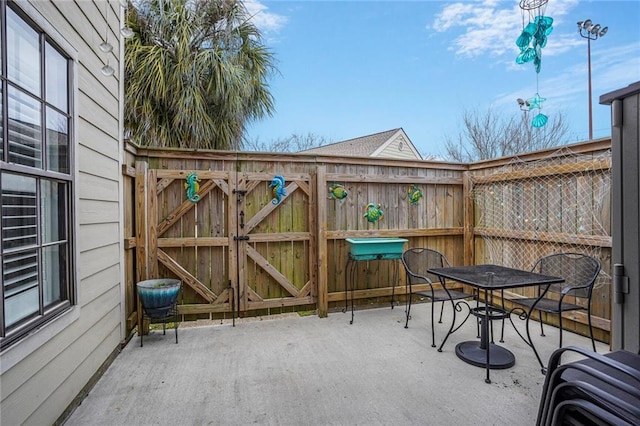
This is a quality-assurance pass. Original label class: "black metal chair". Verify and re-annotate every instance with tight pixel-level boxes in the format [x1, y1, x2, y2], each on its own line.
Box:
[550, 398, 635, 426]
[545, 380, 640, 425]
[536, 346, 640, 426]
[508, 253, 601, 371]
[402, 248, 475, 351]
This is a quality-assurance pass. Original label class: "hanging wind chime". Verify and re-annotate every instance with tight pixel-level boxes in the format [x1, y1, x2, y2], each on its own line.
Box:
[515, 0, 553, 128]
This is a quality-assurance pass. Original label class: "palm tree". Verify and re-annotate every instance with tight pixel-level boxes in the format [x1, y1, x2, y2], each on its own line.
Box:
[124, 0, 276, 150]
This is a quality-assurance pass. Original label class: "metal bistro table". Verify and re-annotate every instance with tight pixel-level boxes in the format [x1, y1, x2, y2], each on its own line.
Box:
[427, 264, 564, 383]
[343, 238, 408, 324]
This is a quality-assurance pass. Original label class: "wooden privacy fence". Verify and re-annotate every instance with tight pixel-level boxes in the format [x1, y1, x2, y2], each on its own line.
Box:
[122, 139, 612, 342]
[468, 144, 613, 342]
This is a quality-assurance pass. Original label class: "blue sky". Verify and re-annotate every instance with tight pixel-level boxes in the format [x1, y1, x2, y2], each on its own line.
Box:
[244, 0, 640, 157]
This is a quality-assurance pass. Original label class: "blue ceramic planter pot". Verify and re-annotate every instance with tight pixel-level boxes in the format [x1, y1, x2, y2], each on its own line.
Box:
[137, 279, 181, 318]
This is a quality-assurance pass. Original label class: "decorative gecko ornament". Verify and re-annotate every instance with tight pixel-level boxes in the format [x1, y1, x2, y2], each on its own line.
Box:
[184, 172, 200, 203]
[269, 175, 287, 205]
[328, 183, 348, 200]
[363, 203, 384, 223]
[407, 185, 423, 205]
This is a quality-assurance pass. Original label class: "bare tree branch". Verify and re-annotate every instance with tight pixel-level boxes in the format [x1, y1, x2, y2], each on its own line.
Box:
[242, 132, 329, 152]
[444, 108, 570, 162]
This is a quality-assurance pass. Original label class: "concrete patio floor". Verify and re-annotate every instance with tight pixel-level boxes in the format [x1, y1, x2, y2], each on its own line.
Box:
[63, 302, 609, 426]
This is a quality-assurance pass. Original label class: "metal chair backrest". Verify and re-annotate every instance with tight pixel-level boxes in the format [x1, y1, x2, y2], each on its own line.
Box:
[531, 253, 601, 299]
[402, 248, 450, 286]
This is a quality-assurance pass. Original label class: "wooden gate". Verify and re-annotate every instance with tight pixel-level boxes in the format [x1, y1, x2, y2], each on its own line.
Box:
[231, 172, 316, 313]
[134, 161, 316, 322]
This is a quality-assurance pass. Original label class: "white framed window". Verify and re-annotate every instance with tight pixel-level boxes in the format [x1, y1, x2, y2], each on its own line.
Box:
[1, 2, 74, 350]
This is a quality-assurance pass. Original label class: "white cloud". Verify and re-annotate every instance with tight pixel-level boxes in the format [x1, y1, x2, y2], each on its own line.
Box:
[431, 2, 476, 32]
[431, 0, 580, 59]
[593, 43, 640, 91]
[244, 0, 288, 33]
[492, 40, 640, 112]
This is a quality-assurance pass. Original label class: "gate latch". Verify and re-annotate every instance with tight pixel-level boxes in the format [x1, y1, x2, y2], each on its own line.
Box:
[233, 189, 247, 204]
[613, 263, 629, 304]
[233, 235, 250, 241]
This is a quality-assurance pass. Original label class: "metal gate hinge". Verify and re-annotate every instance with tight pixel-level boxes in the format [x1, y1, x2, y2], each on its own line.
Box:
[233, 235, 250, 241]
[613, 263, 629, 304]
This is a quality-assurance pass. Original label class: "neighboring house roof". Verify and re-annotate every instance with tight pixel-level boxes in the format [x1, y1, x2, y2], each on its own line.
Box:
[300, 128, 423, 160]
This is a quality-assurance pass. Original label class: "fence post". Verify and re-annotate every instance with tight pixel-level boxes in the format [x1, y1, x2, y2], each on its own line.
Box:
[227, 170, 243, 314]
[147, 168, 158, 278]
[135, 160, 149, 333]
[463, 171, 474, 266]
[316, 165, 328, 317]
[135, 161, 149, 281]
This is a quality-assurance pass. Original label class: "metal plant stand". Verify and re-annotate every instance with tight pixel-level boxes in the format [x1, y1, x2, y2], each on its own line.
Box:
[137, 279, 181, 347]
[343, 238, 408, 324]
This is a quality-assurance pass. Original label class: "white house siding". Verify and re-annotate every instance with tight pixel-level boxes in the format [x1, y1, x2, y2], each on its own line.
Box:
[378, 135, 422, 160]
[0, 1, 123, 425]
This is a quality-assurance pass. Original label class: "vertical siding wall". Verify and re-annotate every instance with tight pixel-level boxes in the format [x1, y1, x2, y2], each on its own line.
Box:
[0, 1, 123, 425]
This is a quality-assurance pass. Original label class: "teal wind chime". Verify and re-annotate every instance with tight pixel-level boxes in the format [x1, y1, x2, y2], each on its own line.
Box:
[515, 0, 552, 128]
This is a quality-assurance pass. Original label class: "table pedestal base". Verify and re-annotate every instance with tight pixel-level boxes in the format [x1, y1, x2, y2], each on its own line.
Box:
[455, 341, 515, 369]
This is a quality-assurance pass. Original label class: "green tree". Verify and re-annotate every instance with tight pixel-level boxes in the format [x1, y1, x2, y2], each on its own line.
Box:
[124, 0, 276, 149]
[443, 108, 570, 162]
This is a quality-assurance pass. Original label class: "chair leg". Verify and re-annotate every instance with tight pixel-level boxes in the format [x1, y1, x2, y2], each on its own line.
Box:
[476, 296, 481, 338]
[438, 300, 445, 324]
[174, 309, 179, 344]
[587, 306, 596, 352]
[538, 311, 545, 336]
[525, 311, 546, 373]
[430, 300, 436, 348]
[404, 295, 412, 329]
[487, 309, 504, 343]
[558, 310, 566, 349]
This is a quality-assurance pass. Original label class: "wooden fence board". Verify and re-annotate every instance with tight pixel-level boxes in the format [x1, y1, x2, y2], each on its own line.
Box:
[123, 140, 613, 342]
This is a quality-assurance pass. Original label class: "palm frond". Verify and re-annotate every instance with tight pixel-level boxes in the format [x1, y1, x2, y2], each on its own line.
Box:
[124, 0, 276, 149]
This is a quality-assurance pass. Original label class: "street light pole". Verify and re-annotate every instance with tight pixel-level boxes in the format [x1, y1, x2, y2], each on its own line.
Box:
[587, 35, 592, 140]
[577, 19, 608, 140]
